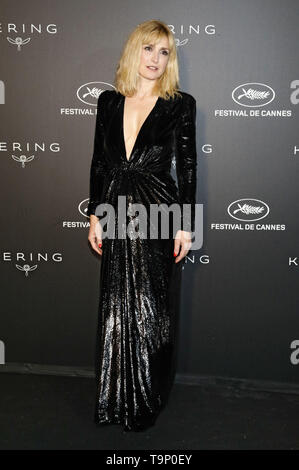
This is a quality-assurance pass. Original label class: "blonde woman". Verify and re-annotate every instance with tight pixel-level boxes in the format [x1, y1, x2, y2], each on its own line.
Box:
[87, 19, 197, 432]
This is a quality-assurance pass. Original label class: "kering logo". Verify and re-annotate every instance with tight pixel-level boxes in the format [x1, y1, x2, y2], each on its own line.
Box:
[232, 83, 275, 108]
[7, 36, 31, 51]
[2, 142, 61, 168]
[227, 198, 270, 222]
[3, 252, 63, 276]
[77, 82, 115, 106]
[16, 264, 38, 277]
[167, 24, 216, 47]
[3, 23, 58, 51]
[12, 154, 35, 167]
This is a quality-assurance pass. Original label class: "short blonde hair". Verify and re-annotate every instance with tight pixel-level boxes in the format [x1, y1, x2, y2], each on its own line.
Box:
[114, 19, 182, 100]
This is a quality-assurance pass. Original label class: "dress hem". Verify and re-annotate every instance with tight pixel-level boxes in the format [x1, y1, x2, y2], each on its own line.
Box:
[93, 414, 158, 432]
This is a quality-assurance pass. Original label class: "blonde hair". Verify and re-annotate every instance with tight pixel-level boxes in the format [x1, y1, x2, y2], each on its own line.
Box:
[114, 19, 182, 101]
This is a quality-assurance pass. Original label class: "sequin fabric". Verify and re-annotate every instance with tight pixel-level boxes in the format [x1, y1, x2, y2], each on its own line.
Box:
[87, 89, 197, 431]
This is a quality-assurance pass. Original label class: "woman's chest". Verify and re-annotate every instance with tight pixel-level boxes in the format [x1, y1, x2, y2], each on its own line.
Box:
[104, 94, 180, 164]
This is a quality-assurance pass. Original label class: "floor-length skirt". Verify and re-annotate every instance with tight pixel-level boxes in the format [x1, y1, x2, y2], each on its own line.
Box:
[93, 196, 183, 432]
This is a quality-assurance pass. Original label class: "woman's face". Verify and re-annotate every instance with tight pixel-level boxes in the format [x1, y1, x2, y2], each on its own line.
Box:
[138, 36, 170, 82]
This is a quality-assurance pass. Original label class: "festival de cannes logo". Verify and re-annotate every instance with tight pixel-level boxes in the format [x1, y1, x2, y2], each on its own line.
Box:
[227, 198, 270, 222]
[232, 83, 275, 107]
[79, 199, 89, 218]
[77, 82, 115, 106]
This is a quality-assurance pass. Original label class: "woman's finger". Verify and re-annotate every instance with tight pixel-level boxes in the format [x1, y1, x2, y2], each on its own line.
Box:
[175, 239, 191, 263]
[88, 235, 102, 255]
[175, 248, 186, 263]
[174, 230, 182, 259]
[174, 239, 181, 258]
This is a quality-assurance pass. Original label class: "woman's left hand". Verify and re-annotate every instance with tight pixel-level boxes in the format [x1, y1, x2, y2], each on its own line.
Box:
[174, 230, 192, 263]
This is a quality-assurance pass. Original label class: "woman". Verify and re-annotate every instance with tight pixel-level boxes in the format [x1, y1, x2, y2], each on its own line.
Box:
[87, 19, 197, 432]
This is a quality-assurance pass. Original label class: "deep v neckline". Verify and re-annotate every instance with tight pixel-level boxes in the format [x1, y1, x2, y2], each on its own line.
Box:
[121, 94, 160, 162]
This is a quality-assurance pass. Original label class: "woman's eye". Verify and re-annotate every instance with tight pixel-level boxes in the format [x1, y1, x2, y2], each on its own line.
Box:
[144, 46, 169, 55]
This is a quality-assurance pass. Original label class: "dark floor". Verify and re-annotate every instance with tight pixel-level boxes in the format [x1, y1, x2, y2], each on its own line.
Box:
[0, 372, 298, 449]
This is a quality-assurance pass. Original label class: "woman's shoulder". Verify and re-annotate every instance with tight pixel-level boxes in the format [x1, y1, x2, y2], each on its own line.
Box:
[163, 91, 196, 112]
[97, 89, 119, 116]
[98, 89, 116, 104]
[176, 90, 196, 105]
[166, 91, 196, 117]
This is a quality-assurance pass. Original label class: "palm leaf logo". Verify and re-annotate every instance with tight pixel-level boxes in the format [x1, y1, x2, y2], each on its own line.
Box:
[237, 88, 270, 100]
[233, 203, 265, 215]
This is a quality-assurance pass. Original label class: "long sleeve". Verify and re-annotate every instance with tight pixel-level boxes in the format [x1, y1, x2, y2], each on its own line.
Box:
[174, 94, 197, 232]
[86, 91, 108, 219]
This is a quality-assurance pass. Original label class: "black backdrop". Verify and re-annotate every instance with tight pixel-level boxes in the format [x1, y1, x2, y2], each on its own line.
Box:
[1, 0, 299, 388]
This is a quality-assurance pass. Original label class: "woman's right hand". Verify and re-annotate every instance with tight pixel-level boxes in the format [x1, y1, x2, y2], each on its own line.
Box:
[88, 215, 103, 255]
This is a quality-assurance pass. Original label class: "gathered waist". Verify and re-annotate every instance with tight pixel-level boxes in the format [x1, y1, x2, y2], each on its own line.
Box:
[106, 163, 177, 187]
[102, 162, 179, 205]
[107, 162, 169, 176]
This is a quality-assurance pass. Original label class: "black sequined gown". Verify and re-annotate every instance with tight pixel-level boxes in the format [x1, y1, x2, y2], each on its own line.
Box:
[87, 89, 197, 431]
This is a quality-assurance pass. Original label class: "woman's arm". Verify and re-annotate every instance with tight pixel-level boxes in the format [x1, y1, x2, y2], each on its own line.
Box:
[86, 91, 108, 219]
[173, 93, 198, 262]
[87, 91, 108, 255]
[174, 93, 197, 234]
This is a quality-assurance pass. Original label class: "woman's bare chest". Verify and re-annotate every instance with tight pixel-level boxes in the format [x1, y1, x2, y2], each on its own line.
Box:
[122, 96, 160, 161]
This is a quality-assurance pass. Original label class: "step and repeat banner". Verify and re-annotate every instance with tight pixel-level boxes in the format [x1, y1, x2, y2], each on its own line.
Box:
[1, 0, 298, 385]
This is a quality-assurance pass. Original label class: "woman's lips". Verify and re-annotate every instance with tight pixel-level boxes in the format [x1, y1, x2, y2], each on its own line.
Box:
[147, 66, 158, 70]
